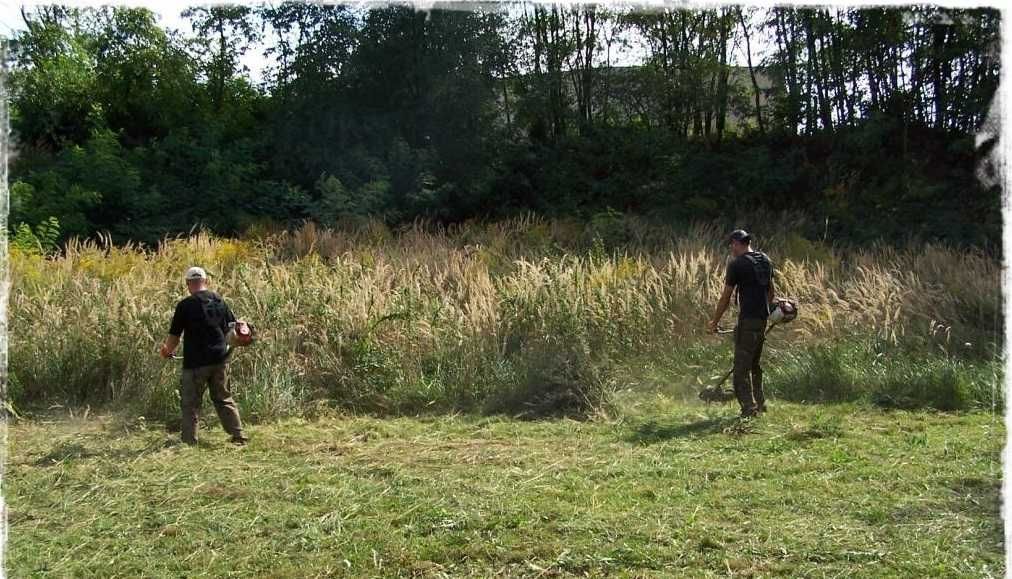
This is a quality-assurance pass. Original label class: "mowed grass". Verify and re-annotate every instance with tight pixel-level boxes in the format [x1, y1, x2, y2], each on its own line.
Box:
[5, 401, 1003, 578]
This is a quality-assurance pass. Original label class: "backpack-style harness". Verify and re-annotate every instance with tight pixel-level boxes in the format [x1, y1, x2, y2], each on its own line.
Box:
[195, 291, 228, 331]
[734, 251, 772, 307]
[743, 251, 772, 286]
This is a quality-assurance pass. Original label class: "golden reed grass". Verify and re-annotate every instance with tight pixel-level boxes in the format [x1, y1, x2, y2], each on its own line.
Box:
[9, 216, 1000, 420]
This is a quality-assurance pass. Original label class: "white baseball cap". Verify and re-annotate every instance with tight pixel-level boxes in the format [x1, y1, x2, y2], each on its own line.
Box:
[184, 266, 209, 281]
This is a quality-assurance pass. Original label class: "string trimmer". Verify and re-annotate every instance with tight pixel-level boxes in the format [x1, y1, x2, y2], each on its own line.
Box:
[161, 320, 257, 362]
[698, 299, 798, 404]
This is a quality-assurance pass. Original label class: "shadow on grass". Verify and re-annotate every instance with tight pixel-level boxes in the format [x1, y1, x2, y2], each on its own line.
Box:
[626, 414, 740, 444]
[948, 476, 1004, 546]
[27, 437, 182, 467]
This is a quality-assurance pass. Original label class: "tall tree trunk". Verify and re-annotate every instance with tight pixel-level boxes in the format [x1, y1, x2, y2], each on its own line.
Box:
[910, 37, 925, 123]
[215, 13, 227, 111]
[801, 13, 817, 132]
[820, 34, 842, 127]
[659, 21, 675, 132]
[775, 8, 801, 131]
[803, 10, 832, 132]
[715, 8, 730, 140]
[829, 10, 852, 125]
[937, 24, 951, 130]
[570, 8, 585, 131]
[693, 12, 706, 137]
[603, 20, 614, 125]
[866, 52, 880, 111]
[502, 79, 512, 135]
[931, 22, 946, 129]
[579, 7, 596, 132]
[678, 11, 689, 137]
[815, 15, 834, 130]
[528, 6, 550, 141]
[738, 8, 765, 134]
[531, 6, 543, 77]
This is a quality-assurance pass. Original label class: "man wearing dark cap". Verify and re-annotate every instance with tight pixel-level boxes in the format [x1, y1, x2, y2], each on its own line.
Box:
[708, 230, 775, 418]
[159, 266, 249, 445]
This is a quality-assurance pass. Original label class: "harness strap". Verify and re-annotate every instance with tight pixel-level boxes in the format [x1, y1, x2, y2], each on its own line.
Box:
[743, 251, 772, 287]
[196, 291, 227, 330]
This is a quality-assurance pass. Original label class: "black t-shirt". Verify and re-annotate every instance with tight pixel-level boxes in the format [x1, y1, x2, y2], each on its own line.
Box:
[168, 290, 236, 369]
[726, 251, 773, 321]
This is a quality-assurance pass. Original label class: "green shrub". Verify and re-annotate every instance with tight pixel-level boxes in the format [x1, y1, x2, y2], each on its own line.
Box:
[769, 343, 866, 403]
[766, 339, 1002, 412]
[485, 333, 617, 419]
[872, 364, 967, 411]
[10, 217, 61, 255]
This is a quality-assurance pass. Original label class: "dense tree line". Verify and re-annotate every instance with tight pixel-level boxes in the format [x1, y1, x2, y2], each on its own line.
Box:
[5, 4, 1001, 249]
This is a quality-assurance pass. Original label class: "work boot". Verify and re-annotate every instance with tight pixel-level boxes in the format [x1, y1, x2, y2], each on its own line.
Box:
[734, 383, 758, 419]
[753, 384, 767, 415]
[230, 435, 249, 446]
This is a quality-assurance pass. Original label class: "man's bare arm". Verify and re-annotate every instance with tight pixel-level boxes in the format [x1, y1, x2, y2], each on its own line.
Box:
[708, 284, 735, 332]
[160, 334, 181, 358]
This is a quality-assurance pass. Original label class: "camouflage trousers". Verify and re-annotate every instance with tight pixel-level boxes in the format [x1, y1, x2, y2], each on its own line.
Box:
[180, 364, 245, 444]
[733, 318, 767, 416]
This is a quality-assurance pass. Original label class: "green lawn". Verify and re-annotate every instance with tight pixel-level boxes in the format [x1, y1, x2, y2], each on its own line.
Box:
[5, 401, 1004, 578]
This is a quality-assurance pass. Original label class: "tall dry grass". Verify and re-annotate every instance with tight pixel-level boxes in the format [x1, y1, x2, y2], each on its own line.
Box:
[8, 216, 1002, 422]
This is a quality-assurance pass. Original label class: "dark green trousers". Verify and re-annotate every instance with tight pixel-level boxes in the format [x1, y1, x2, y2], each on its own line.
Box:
[180, 364, 244, 444]
[733, 318, 767, 416]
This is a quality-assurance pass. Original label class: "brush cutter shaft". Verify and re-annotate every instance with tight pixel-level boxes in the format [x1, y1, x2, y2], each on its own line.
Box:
[700, 322, 775, 402]
[715, 368, 733, 388]
[701, 297, 797, 403]
[716, 324, 774, 336]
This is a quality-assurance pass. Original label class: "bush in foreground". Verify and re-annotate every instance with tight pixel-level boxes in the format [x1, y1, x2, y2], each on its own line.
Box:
[767, 339, 1003, 412]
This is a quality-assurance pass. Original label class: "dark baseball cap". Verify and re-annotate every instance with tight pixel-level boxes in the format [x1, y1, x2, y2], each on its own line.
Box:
[729, 229, 751, 243]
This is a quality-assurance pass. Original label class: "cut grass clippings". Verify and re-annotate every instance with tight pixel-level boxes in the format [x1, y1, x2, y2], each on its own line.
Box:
[5, 401, 1003, 578]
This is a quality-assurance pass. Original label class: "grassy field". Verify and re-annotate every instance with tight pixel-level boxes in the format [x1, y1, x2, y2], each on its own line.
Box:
[5, 400, 1004, 578]
[6, 217, 1003, 576]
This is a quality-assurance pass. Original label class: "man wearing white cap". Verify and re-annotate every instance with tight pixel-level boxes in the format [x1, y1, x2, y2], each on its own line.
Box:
[159, 266, 249, 445]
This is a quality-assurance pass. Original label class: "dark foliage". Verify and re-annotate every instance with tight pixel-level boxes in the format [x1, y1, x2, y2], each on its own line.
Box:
[6, 5, 1000, 250]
